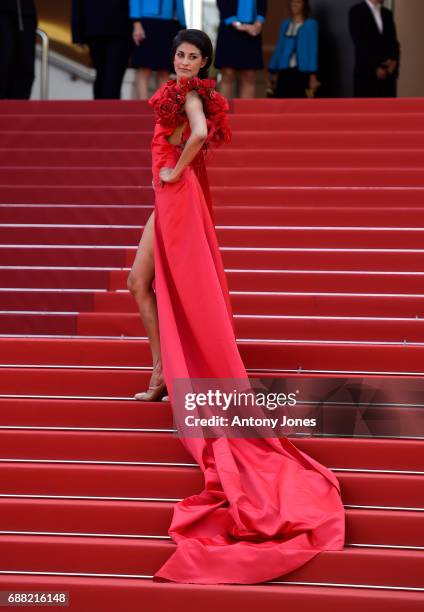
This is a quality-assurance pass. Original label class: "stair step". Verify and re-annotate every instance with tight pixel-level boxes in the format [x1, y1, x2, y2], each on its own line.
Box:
[0, 394, 421, 447]
[0, 268, 111, 289]
[0, 313, 78, 335]
[75, 313, 424, 343]
[1, 167, 423, 188]
[0, 337, 423, 375]
[3, 205, 424, 227]
[2, 185, 424, 206]
[3, 311, 424, 343]
[0, 312, 424, 343]
[0, 149, 152, 168]
[1, 534, 423, 588]
[0, 386, 421, 435]
[0, 289, 96, 312]
[5, 247, 424, 272]
[0, 462, 200, 499]
[4, 130, 424, 151]
[231, 98, 424, 113]
[0, 247, 128, 267]
[0, 185, 147, 205]
[1, 113, 424, 132]
[7, 267, 424, 293]
[2, 97, 424, 113]
[2, 149, 424, 168]
[3, 226, 424, 249]
[0, 499, 422, 547]
[0, 146, 424, 169]
[0, 430, 422, 471]
[2, 365, 424, 402]
[212, 149, 424, 168]
[0, 398, 173, 429]
[110, 269, 424, 293]
[0, 204, 153, 224]
[212, 187, 424, 207]
[0, 575, 422, 612]
[0, 428, 191, 463]
[92, 291, 424, 317]
[1, 460, 423, 507]
[0, 100, 152, 114]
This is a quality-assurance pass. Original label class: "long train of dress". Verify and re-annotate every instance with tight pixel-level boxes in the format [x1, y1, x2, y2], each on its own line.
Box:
[148, 116, 345, 584]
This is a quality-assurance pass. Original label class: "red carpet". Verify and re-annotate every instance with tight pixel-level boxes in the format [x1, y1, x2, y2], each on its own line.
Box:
[0, 97, 423, 609]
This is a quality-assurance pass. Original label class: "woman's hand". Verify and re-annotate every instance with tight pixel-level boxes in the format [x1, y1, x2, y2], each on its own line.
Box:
[383, 59, 397, 75]
[232, 22, 260, 36]
[245, 22, 263, 36]
[376, 66, 388, 80]
[159, 167, 181, 186]
[253, 21, 263, 36]
[133, 22, 146, 46]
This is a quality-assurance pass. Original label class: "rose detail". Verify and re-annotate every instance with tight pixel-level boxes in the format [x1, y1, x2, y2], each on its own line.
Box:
[149, 76, 231, 148]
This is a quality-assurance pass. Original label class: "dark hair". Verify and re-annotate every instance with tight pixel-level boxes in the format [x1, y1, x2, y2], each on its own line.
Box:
[170, 29, 213, 79]
[288, 0, 311, 20]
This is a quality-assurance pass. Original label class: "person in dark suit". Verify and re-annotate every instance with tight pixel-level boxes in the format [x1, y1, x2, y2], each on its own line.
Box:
[72, 0, 132, 99]
[0, 0, 38, 99]
[348, 0, 400, 97]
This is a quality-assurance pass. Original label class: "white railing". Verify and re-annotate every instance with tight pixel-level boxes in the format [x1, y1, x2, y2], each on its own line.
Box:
[184, 0, 203, 29]
[36, 28, 49, 99]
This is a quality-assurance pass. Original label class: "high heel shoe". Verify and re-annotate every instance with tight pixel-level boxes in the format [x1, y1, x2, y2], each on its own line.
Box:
[134, 380, 168, 402]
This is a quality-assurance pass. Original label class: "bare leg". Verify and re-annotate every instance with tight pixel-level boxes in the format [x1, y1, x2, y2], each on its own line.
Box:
[219, 67, 236, 98]
[157, 69, 170, 87]
[127, 211, 167, 399]
[239, 69, 256, 98]
[135, 67, 152, 100]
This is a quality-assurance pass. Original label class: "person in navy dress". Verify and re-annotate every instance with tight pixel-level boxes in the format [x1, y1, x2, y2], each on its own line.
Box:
[214, 0, 267, 98]
[267, 0, 320, 98]
[72, 0, 132, 99]
[130, 0, 186, 99]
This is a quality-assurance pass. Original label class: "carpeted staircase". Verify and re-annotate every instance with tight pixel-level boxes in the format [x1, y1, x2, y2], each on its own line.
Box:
[0, 97, 423, 610]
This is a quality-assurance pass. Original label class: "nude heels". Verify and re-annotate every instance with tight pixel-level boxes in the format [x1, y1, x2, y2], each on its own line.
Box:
[134, 380, 169, 402]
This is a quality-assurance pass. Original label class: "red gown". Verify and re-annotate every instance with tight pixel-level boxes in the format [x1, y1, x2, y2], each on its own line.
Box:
[147, 77, 345, 584]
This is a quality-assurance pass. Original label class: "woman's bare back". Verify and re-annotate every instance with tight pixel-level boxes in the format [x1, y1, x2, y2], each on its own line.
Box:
[165, 121, 188, 146]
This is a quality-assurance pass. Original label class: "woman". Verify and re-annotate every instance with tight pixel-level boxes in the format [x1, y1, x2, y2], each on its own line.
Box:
[72, 0, 132, 99]
[214, 0, 267, 98]
[127, 28, 345, 584]
[268, 0, 320, 98]
[130, 0, 186, 99]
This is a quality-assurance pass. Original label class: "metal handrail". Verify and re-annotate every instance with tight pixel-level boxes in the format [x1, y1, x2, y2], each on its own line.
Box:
[36, 28, 49, 99]
[185, 0, 203, 29]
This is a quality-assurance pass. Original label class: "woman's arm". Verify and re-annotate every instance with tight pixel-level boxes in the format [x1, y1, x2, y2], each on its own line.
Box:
[217, 0, 233, 23]
[268, 20, 287, 71]
[160, 91, 208, 184]
[129, 0, 142, 19]
[257, 0, 267, 22]
[175, 0, 187, 27]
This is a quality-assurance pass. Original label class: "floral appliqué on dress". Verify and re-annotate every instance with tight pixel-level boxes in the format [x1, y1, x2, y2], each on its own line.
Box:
[148, 76, 232, 150]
